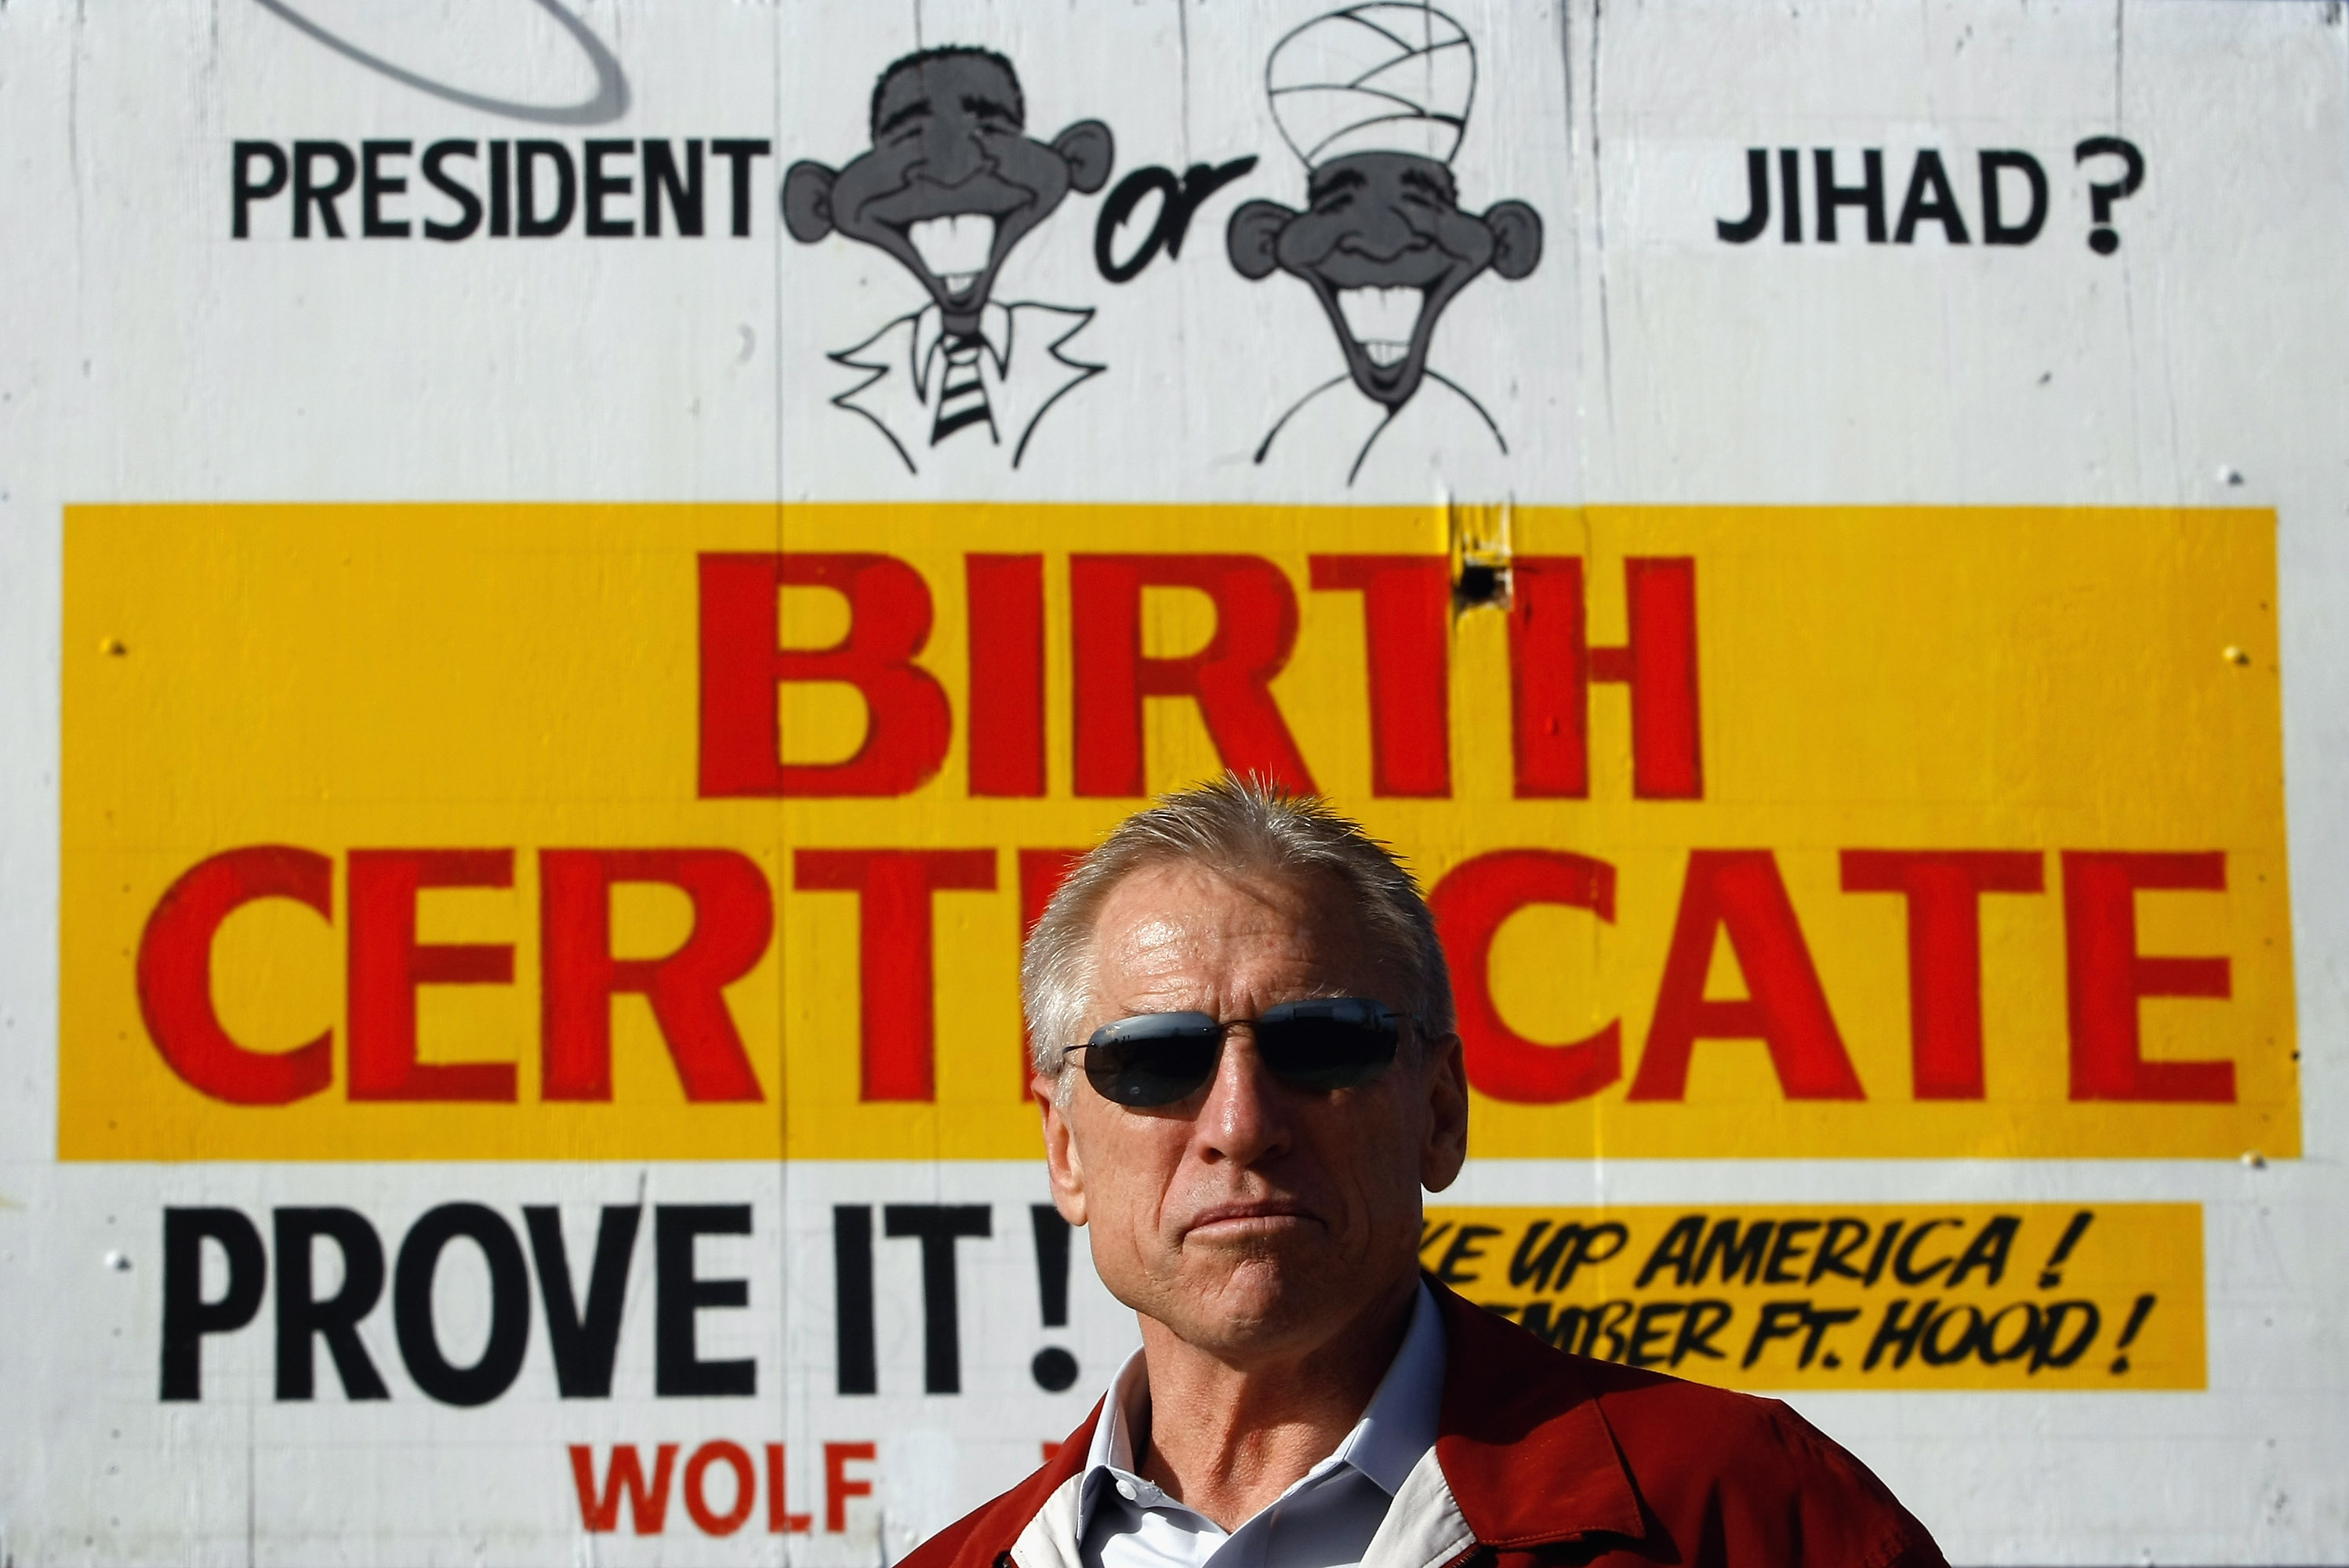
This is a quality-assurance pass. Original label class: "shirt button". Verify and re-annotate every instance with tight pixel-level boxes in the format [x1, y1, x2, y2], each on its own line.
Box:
[1116, 1480, 1138, 1501]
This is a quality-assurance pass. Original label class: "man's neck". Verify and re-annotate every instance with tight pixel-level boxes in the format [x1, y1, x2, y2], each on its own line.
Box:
[1128, 1272, 1420, 1532]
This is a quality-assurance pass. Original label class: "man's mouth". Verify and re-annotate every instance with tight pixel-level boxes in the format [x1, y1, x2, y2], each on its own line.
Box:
[906, 214, 998, 300]
[1336, 286, 1422, 369]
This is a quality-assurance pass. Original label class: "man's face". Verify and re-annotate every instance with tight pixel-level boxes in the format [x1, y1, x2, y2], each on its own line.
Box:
[785, 53, 1112, 327]
[1228, 151, 1541, 409]
[1034, 862, 1469, 1366]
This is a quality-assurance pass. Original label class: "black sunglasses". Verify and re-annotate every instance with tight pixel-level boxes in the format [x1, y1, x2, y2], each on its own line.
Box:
[1067, 997, 1406, 1108]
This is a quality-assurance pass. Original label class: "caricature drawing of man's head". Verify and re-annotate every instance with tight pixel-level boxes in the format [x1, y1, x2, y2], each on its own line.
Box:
[1226, 5, 1541, 412]
[783, 46, 1115, 333]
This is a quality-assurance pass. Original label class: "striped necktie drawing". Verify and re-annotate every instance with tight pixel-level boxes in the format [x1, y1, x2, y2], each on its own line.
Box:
[931, 333, 997, 446]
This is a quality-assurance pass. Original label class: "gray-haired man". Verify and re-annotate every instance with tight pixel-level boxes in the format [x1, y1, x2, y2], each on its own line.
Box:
[906, 776, 1944, 1568]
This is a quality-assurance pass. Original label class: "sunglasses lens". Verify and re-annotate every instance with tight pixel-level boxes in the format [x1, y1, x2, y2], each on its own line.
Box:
[1081, 1013, 1223, 1106]
[1257, 999, 1400, 1091]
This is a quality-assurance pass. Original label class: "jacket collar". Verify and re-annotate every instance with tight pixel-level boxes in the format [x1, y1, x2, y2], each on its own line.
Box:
[971, 1278, 1646, 1568]
[1428, 1276, 1650, 1550]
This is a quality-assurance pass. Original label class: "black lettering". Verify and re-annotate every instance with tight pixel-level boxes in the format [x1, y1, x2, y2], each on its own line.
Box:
[394, 1203, 529, 1406]
[524, 1204, 639, 1397]
[584, 140, 634, 237]
[1626, 1301, 1683, 1368]
[1741, 1299, 1812, 1369]
[884, 1204, 992, 1395]
[1716, 148, 1770, 242]
[1694, 1218, 1774, 1287]
[1095, 157, 1258, 281]
[1799, 1304, 1859, 1367]
[232, 141, 287, 239]
[2030, 1300, 2101, 1371]
[644, 140, 704, 237]
[1672, 1299, 1734, 1365]
[712, 139, 772, 237]
[1893, 1217, 1962, 1286]
[1919, 1301, 1982, 1366]
[1862, 1219, 1903, 1287]
[1976, 1301, 2041, 1364]
[1979, 151, 2048, 245]
[361, 140, 412, 238]
[833, 1206, 875, 1395]
[162, 1207, 266, 1399]
[1814, 148, 1886, 242]
[1893, 149, 1970, 244]
[1862, 1296, 1937, 1371]
[489, 140, 512, 238]
[1762, 1219, 1818, 1284]
[517, 141, 576, 237]
[1945, 1214, 2018, 1288]
[1636, 1214, 1705, 1288]
[1513, 1298, 1577, 1350]
[655, 1204, 753, 1396]
[1778, 147, 1803, 243]
[292, 141, 355, 240]
[422, 141, 482, 242]
[274, 1207, 389, 1399]
[1807, 1216, 1871, 1285]
[1583, 1299, 1636, 1362]
[1434, 1222, 1502, 1285]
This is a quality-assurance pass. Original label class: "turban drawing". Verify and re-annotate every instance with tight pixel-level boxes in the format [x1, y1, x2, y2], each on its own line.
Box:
[1267, 3, 1476, 168]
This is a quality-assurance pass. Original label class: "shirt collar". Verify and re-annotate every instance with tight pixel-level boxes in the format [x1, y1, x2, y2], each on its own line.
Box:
[912, 299, 1014, 397]
[1078, 1280, 1445, 1529]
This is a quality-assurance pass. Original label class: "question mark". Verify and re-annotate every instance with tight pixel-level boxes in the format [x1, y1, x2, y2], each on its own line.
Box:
[2075, 136, 2145, 255]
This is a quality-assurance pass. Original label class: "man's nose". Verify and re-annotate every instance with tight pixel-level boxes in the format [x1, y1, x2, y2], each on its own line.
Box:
[919, 117, 991, 187]
[1338, 207, 1427, 262]
[1192, 1035, 1294, 1168]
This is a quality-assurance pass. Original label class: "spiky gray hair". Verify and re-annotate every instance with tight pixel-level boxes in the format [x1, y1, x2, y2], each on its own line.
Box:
[1022, 774, 1454, 1089]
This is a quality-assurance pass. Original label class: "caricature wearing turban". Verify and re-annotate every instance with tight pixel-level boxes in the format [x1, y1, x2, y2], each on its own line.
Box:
[1228, 5, 1541, 483]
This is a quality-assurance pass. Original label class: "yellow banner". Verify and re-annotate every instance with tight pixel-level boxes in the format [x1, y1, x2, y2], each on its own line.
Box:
[1420, 1203, 2205, 1391]
[59, 503, 2295, 1160]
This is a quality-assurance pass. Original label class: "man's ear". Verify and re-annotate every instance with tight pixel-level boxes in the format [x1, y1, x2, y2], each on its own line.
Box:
[1418, 1033, 1470, 1194]
[1225, 199, 1295, 281]
[781, 160, 838, 243]
[1483, 199, 1544, 280]
[1051, 120, 1116, 195]
[1034, 1072, 1091, 1226]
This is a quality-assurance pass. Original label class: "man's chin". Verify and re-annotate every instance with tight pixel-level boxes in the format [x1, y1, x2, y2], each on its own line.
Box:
[1345, 354, 1428, 409]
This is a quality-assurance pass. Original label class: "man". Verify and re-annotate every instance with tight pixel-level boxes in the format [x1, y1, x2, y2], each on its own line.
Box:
[906, 776, 1946, 1568]
[783, 46, 1115, 472]
[1226, 6, 1543, 486]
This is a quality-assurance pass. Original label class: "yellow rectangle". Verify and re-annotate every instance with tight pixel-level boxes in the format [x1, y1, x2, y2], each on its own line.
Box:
[59, 503, 2295, 1160]
[1421, 1203, 2205, 1391]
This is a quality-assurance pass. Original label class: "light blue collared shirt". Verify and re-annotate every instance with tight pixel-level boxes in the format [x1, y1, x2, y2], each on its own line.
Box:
[1076, 1283, 1447, 1568]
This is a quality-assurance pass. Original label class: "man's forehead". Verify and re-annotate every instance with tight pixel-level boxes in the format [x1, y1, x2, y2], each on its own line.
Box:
[871, 53, 1024, 130]
[1087, 862, 1365, 995]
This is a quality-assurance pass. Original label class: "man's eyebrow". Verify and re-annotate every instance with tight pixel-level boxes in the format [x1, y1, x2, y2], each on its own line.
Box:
[876, 96, 933, 136]
[1399, 167, 1456, 201]
[1309, 169, 1367, 201]
[960, 93, 1022, 125]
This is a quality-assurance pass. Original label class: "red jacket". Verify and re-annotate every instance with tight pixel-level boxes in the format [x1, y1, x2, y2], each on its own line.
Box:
[905, 1279, 1946, 1568]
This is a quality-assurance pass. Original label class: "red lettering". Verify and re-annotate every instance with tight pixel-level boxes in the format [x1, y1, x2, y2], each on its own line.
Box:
[1840, 850, 2043, 1099]
[683, 1440, 755, 1536]
[697, 552, 951, 797]
[1069, 554, 1315, 797]
[793, 849, 997, 1101]
[347, 849, 517, 1101]
[1308, 554, 1450, 797]
[539, 850, 772, 1101]
[568, 1443, 677, 1534]
[1509, 557, 1702, 799]
[1429, 851, 1621, 1102]
[2061, 851, 2235, 1102]
[1631, 850, 1862, 1100]
[968, 553, 1047, 797]
[135, 845, 335, 1105]
[824, 1439, 876, 1533]
[765, 1443, 813, 1533]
